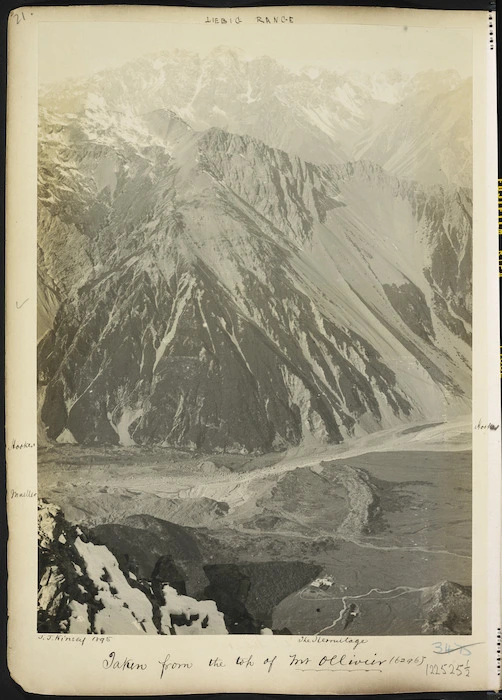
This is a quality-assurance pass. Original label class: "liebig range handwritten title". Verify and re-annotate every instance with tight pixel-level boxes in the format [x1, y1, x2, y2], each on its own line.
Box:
[204, 16, 294, 24]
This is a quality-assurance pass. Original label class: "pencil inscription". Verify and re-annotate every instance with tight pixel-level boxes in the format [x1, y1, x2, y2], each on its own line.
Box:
[474, 419, 500, 431]
[10, 488, 37, 498]
[103, 652, 147, 672]
[256, 16, 294, 23]
[158, 654, 193, 679]
[10, 439, 36, 450]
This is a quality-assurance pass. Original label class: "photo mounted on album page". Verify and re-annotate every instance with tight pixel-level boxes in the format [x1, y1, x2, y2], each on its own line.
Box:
[5, 4, 501, 695]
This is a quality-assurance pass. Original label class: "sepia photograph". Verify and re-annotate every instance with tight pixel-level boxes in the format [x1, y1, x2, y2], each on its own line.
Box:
[35, 16, 475, 639]
[6, 4, 501, 694]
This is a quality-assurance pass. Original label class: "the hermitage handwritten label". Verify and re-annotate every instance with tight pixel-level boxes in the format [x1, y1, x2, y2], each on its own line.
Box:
[36, 636, 479, 681]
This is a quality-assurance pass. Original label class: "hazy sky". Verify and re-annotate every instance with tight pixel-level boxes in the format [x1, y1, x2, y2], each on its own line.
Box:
[39, 20, 472, 86]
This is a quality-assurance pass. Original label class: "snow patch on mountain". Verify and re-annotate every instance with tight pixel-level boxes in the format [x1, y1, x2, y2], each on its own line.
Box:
[159, 585, 227, 634]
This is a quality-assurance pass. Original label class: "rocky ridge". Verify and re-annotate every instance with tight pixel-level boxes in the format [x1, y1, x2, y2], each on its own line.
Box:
[40, 49, 471, 187]
[37, 100, 471, 452]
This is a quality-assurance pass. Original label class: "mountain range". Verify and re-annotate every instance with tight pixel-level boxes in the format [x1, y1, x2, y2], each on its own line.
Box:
[37, 47, 472, 453]
[40, 48, 472, 187]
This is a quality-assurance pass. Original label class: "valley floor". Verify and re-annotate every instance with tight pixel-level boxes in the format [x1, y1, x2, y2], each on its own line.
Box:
[38, 418, 472, 635]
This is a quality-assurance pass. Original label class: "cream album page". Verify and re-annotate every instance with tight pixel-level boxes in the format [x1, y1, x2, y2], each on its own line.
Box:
[6, 4, 501, 695]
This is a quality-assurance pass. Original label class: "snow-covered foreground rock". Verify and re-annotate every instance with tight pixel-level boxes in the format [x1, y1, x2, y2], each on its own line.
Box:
[37, 500, 228, 635]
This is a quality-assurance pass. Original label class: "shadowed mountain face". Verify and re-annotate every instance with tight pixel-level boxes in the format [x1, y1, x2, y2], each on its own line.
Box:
[38, 52, 471, 453]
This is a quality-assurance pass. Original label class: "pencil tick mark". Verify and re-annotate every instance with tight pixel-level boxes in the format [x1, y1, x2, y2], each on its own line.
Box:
[16, 298, 29, 309]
